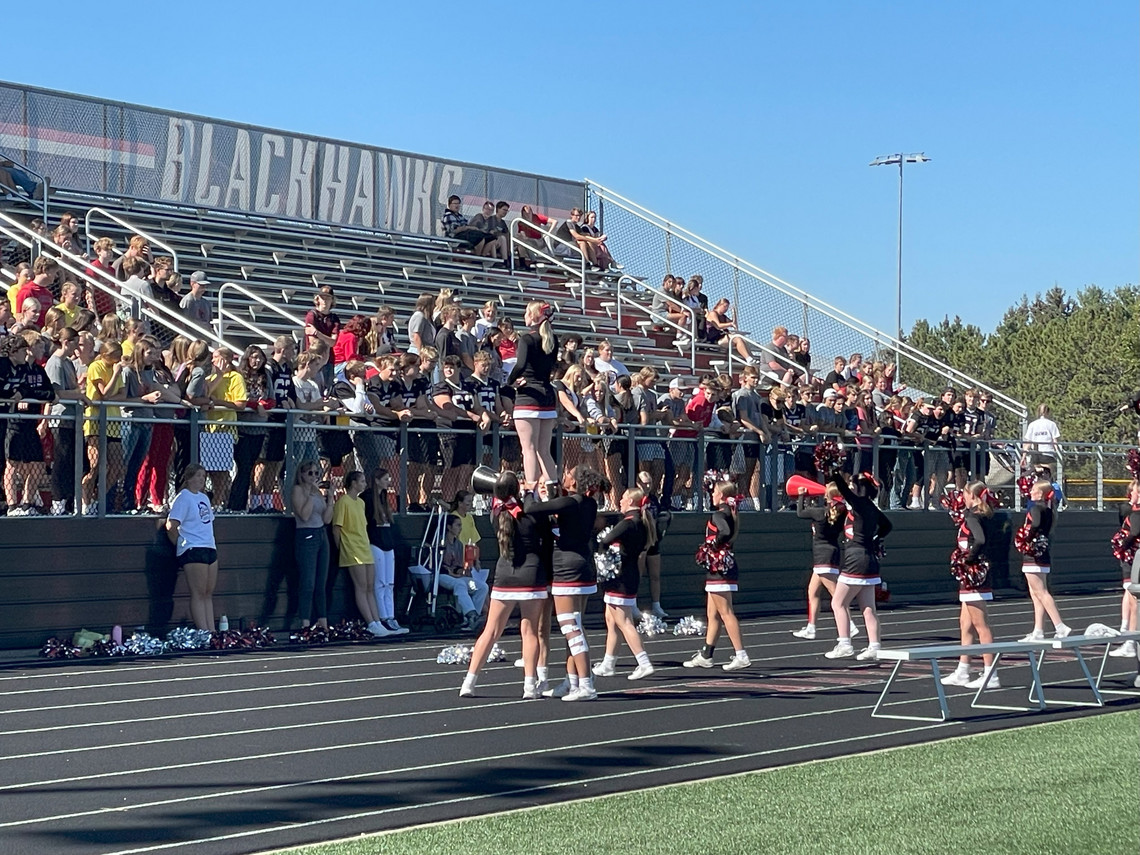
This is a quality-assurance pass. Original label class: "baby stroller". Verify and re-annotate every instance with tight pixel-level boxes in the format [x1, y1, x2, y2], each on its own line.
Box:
[403, 503, 464, 632]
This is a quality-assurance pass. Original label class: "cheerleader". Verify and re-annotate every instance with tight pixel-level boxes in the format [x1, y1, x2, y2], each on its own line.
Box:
[1108, 480, 1140, 658]
[790, 484, 860, 641]
[460, 472, 549, 699]
[1017, 479, 1071, 640]
[635, 469, 671, 620]
[593, 487, 656, 681]
[824, 472, 892, 661]
[940, 483, 1000, 689]
[506, 301, 559, 486]
[684, 478, 751, 671]
[526, 464, 610, 701]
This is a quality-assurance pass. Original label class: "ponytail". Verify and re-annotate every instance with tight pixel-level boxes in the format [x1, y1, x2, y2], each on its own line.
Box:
[625, 487, 658, 549]
[539, 318, 555, 354]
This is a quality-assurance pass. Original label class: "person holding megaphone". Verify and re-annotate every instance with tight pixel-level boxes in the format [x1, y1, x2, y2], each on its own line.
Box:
[788, 476, 860, 642]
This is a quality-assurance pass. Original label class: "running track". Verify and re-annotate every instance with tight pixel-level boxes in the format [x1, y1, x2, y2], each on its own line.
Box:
[0, 592, 1136, 855]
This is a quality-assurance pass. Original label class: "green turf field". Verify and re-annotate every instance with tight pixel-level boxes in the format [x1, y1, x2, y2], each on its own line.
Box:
[275, 710, 1140, 855]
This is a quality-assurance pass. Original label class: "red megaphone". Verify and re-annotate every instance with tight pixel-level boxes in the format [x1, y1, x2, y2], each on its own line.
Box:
[786, 474, 826, 498]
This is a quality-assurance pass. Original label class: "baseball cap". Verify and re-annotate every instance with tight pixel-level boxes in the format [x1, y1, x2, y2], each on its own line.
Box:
[669, 377, 692, 390]
[189, 271, 211, 285]
[822, 389, 838, 400]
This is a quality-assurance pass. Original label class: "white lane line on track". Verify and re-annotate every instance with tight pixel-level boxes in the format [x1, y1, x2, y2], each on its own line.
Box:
[0, 697, 741, 795]
[0, 593, 1113, 684]
[0, 698, 932, 829]
[99, 721, 951, 855]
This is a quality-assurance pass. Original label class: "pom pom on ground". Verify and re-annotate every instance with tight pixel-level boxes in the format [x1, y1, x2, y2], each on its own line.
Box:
[637, 614, 668, 637]
[437, 644, 472, 665]
[672, 615, 706, 637]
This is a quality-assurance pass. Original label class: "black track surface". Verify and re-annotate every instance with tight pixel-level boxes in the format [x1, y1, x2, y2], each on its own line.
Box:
[0, 593, 1136, 855]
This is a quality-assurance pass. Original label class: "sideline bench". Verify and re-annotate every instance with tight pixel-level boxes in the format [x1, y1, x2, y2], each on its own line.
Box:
[872, 641, 1046, 722]
[1028, 630, 1140, 707]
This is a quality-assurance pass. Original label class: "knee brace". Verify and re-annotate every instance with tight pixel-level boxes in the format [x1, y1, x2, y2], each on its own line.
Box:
[558, 611, 588, 656]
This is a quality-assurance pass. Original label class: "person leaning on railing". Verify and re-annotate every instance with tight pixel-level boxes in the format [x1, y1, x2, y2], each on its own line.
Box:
[203, 346, 245, 510]
[81, 339, 126, 515]
[45, 326, 84, 515]
[1, 332, 55, 516]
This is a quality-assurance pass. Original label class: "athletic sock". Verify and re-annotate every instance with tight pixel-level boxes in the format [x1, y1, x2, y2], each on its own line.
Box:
[568, 674, 580, 689]
[735, 649, 747, 659]
[602, 654, 616, 668]
[462, 672, 477, 689]
[537, 666, 548, 682]
[700, 644, 715, 658]
[635, 651, 650, 667]
[579, 677, 594, 692]
[837, 637, 851, 646]
[523, 676, 536, 692]
[805, 622, 816, 630]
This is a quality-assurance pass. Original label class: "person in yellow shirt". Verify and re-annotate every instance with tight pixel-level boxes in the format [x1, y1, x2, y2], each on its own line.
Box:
[203, 347, 245, 508]
[452, 490, 488, 604]
[81, 341, 126, 514]
[6, 262, 30, 314]
[54, 281, 81, 328]
[332, 471, 387, 636]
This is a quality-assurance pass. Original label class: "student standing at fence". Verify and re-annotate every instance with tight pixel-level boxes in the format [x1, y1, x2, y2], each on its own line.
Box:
[507, 301, 558, 488]
[166, 464, 219, 631]
[1017, 479, 1071, 641]
[684, 477, 751, 671]
[526, 464, 608, 701]
[332, 470, 388, 637]
[291, 461, 332, 630]
[824, 472, 892, 661]
[593, 487, 656, 681]
[364, 468, 408, 635]
[461, 472, 549, 699]
[941, 483, 1001, 689]
[81, 340, 126, 514]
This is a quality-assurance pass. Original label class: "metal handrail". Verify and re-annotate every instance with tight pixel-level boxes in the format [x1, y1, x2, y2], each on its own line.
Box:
[586, 179, 1026, 422]
[217, 282, 306, 344]
[509, 220, 587, 308]
[84, 206, 181, 272]
[613, 285, 697, 372]
[0, 211, 234, 350]
[0, 149, 48, 223]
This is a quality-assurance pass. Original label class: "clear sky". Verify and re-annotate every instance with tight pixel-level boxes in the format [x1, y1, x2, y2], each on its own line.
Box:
[4, 1, 1136, 336]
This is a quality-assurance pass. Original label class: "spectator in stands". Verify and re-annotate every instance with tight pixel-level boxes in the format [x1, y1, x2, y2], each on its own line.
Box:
[469, 349, 507, 467]
[292, 461, 333, 630]
[146, 256, 177, 309]
[57, 212, 81, 247]
[121, 318, 146, 359]
[179, 271, 212, 328]
[558, 333, 583, 371]
[84, 238, 118, 319]
[823, 356, 847, 392]
[167, 464, 219, 631]
[1022, 404, 1061, 470]
[16, 256, 59, 329]
[364, 468, 406, 634]
[41, 306, 64, 338]
[766, 326, 798, 387]
[290, 351, 327, 467]
[432, 304, 463, 382]
[441, 194, 494, 254]
[1, 333, 54, 515]
[45, 327, 83, 515]
[631, 367, 666, 494]
[0, 158, 37, 196]
[434, 354, 487, 502]
[95, 313, 123, 352]
[114, 235, 150, 282]
[552, 208, 588, 264]
[843, 353, 864, 383]
[81, 340, 126, 515]
[204, 346, 245, 509]
[395, 352, 437, 510]
[332, 314, 371, 379]
[474, 300, 498, 342]
[488, 201, 512, 264]
[731, 367, 769, 509]
[584, 370, 626, 509]
[51, 224, 78, 256]
[578, 346, 599, 382]
[497, 317, 519, 378]
[6, 262, 31, 313]
[456, 308, 478, 373]
[0, 300, 10, 337]
[368, 305, 396, 356]
[228, 345, 274, 513]
[54, 282, 81, 328]
[119, 256, 153, 324]
[119, 338, 164, 512]
[592, 339, 629, 380]
[514, 204, 553, 269]
[406, 292, 436, 356]
[579, 211, 616, 270]
[557, 363, 596, 472]
[136, 337, 183, 513]
[303, 289, 340, 353]
[704, 298, 754, 363]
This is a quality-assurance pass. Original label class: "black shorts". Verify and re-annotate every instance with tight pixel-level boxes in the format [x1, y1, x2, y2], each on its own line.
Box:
[178, 547, 217, 567]
[408, 423, 439, 464]
[318, 430, 354, 467]
[742, 438, 762, 460]
[5, 423, 44, 463]
[447, 430, 477, 467]
[263, 423, 287, 462]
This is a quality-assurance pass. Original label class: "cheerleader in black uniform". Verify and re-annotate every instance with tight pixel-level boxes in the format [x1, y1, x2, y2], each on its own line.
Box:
[461, 472, 549, 699]
[1017, 480, 1071, 640]
[684, 478, 751, 671]
[1109, 480, 1140, 658]
[824, 472, 892, 661]
[791, 483, 860, 641]
[506, 301, 558, 486]
[526, 464, 610, 701]
[635, 469, 671, 620]
[593, 487, 656, 681]
[940, 483, 1000, 689]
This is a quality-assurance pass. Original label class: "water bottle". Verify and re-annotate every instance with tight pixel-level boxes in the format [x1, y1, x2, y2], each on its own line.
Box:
[218, 615, 229, 632]
[111, 625, 122, 645]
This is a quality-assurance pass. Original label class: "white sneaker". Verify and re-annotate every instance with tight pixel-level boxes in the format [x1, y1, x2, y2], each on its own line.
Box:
[533, 679, 549, 696]
[514, 658, 526, 668]
[367, 621, 391, 637]
[382, 619, 409, 635]
[851, 622, 861, 638]
[459, 683, 476, 698]
[1133, 675, 1140, 689]
[824, 641, 855, 659]
[792, 625, 816, 640]
[941, 668, 973, 686]
[723, 654, 751, 671]
[82, 503, 97, 516]
[1020, 629, 1045, 642]
[855, 646, 880, 661]
[1054, 624, 1072, 639]
[628, 662, 655, 680]
[562, 684, 598, 702]
[542, 678, 572, 698]
[50, 500, 67, 516]
[1108, 640, 1137, 658]
[965, 669, 1001, 690]
[592, 660, 616, 677]
[683, 652, 714, 669]
[522, 685, 539, 700]
[651, 603, 669, 619]
[907, 497, 922, 510]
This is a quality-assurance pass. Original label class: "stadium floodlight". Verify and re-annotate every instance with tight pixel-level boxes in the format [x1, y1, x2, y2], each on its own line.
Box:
[870, 152, 931, 375]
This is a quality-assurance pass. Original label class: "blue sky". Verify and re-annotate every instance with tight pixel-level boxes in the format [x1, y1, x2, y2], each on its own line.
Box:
[4, 1, 1136, 336]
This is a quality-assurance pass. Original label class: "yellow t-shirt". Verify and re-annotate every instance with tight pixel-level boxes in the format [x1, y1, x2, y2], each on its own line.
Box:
[207, 370, 246, 434]
[333, 494, 372, 566]
[7, 283, 20, 314]
[84, 358, 124, 438]
[121, 338, 135, 359]
[55, 302, 79, 327]
[458, 512, 480, 548]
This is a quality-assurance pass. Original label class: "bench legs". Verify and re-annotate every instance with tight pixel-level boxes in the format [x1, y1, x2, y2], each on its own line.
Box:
[872, 659, 950, 723]
[1095, 642, 1140, 698]
[1029, 648, 1104, 708]
[970, 652, 1045, 713]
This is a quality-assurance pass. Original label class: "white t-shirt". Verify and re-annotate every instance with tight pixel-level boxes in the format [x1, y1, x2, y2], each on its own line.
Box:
[593, 355, 629, 379]
[169, 489, 216, 554]
[1023, 417, 1060, 454]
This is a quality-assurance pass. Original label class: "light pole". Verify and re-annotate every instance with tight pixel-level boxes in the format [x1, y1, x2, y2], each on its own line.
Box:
[870, 152, 930, 375]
